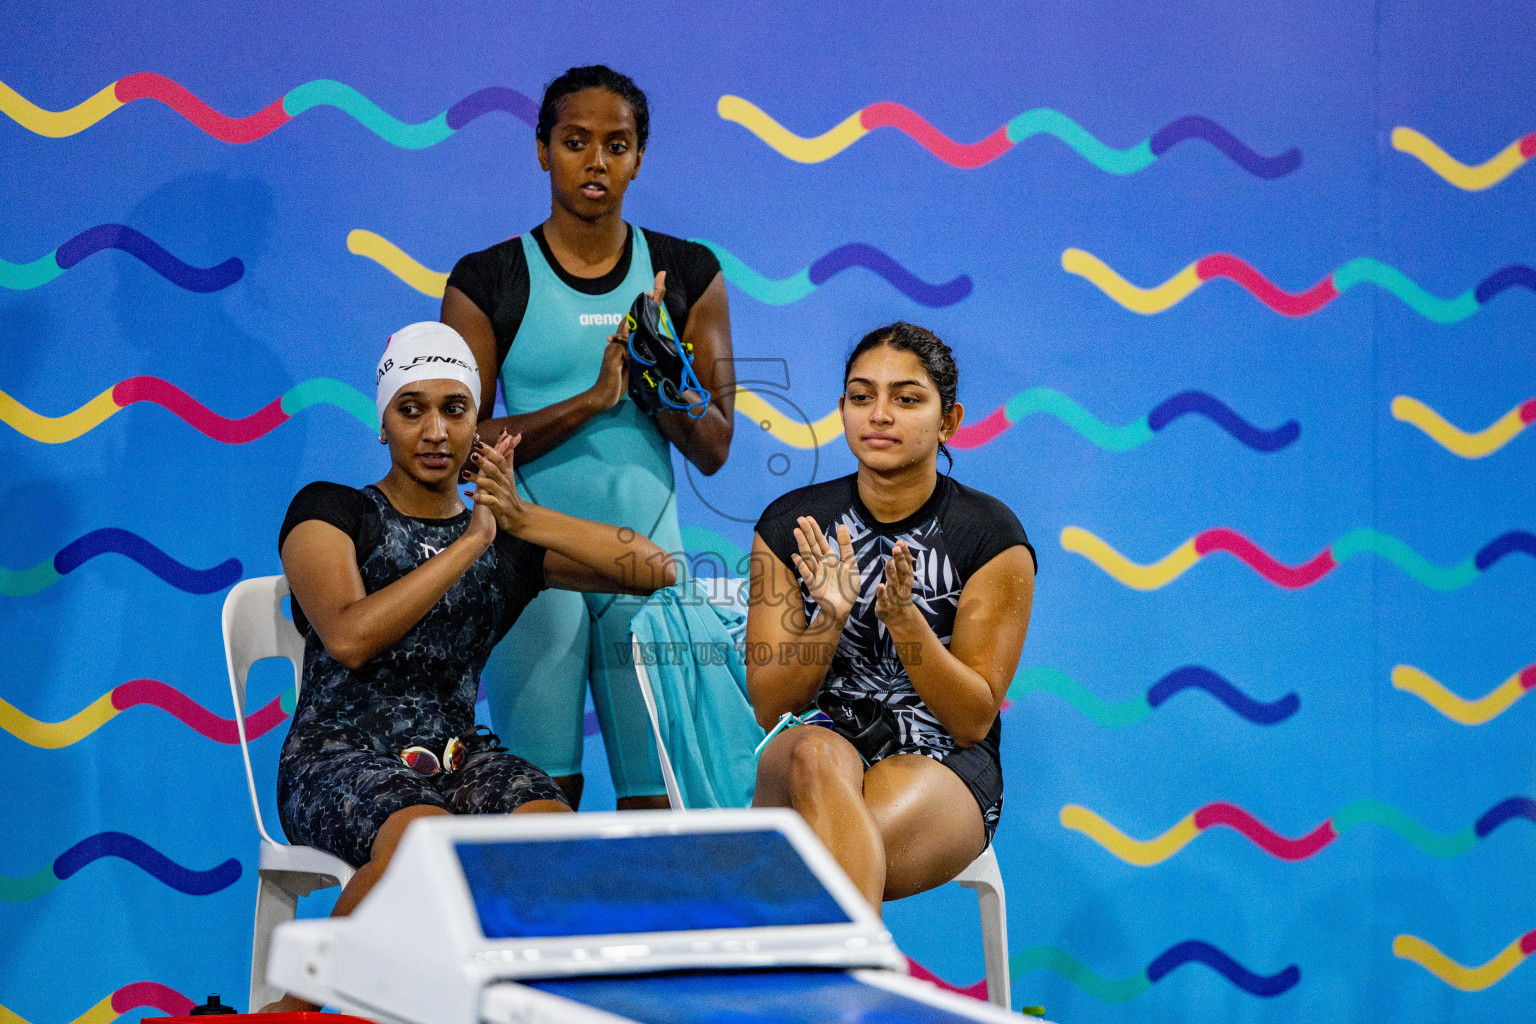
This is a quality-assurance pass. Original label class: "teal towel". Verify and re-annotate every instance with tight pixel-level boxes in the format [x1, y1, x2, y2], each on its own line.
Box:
[629, 579, 766, 808]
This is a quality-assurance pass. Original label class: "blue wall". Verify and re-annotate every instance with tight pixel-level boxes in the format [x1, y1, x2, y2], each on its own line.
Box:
[2, 2, 1532, 1021]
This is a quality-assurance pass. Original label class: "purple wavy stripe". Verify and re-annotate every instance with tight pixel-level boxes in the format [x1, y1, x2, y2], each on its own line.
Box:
[446, 87, 539, 130]
[807, 243, 972, 307]
[1146, 940, 1300, 996]
[1474, 265, 1536, 305]
[52, 528, 242, 594]
[1144, 666, 1300, 724]
[1474, 531, 1536, 572]
[1147, 391, 1300, 452]
[51, 831, 242, 895]
[1474, 797, 1536, 839]
[1148, 116, 1302, 179]
[52, 225, 244, 292]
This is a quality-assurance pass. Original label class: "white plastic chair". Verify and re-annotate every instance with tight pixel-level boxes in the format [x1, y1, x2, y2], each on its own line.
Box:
[223, 574, 356, 1010]
[630, 579, 1011, 1008]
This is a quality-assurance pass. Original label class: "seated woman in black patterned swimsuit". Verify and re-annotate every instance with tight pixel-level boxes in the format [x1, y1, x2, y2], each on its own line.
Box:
[262, 322, 675, 1011]
[748, 322, 1036, 913]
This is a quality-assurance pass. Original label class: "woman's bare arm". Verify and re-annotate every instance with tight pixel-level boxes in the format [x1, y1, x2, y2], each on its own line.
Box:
[441, 285, 626, 463]
[880, 545, 1035, 746]
[281, 512, 495, 671]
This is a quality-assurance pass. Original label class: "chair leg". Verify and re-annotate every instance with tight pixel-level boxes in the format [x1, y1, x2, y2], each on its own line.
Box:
[957, 852, 1011, 1009]
[249, 872, 299, 1011]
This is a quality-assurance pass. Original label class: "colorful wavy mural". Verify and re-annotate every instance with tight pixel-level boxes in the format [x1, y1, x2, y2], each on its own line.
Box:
[1393, 929, 1536, 991]
[0, 529, 240, 596]
[1391, 663, 1536, 725]
[1063, 248, 1536, 321]
[1060, 796, 1535, 865]
[1392, 395, 1536, 458]
[0, 75, 535, 146]
[1009, 666, 1299, 727]
[0, 225, 242, 292]
[0, 832, 240, 901]
[0, 680, 293, 748]
[717, 96, 1301, 176]
[0, 982, 193, 1024]
[1061, 526, 1536, 591]
[1392, 127, 1536, 191]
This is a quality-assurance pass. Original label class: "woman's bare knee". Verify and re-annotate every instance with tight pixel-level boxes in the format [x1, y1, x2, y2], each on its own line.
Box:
[512, 799, 572, 814]
[786, 728, 864, 800]
[370, 804, 449, 863]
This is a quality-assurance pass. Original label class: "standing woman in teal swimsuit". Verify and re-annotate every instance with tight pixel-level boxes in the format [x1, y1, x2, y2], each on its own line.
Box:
[441, 66, 734, 809]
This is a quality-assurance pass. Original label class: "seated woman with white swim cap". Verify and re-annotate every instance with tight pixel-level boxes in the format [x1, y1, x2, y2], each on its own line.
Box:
[261, 322, 677, 1011]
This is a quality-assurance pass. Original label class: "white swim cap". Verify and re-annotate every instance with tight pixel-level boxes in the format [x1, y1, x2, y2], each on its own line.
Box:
[375, 322, 482, 421]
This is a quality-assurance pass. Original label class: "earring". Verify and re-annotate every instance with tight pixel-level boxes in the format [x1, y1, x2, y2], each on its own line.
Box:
[378, 433, 388, 445]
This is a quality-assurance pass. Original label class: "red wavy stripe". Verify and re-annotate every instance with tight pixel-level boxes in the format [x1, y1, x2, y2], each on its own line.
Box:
[949, 407, 1011, 449]
[1520, 134, 1536, 160]
[112, 678, 289, 743]
[859, 103, 1013, 169]
[907, 958, 989, 1001]
[1194, 802, 1338, 861]
[111, 981, 194, 1015]
[114, 73, 290, 143]
[1521, 666, 1536, 692]
[1521, 929, 1536, 956]
[111, 376, 288, 443]
[1519, 399, 1536, 425]
[1194, 528, 1338, 588]
[1195, 254, 1340, 316]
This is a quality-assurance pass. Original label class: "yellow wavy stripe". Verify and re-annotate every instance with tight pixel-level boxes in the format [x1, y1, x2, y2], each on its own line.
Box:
[1391, 127, 1530, 192]
[0, 387, 121, 443]
[347, 229, 448, 297]
[0, 993, 118, 1024]
[1060, 527, 1200, 590]
[716, 95, 868, 164]
[0, 81, 122, 138]
[1393, 933, 1529, 991]
[0, 693, 119, 749]
[1391, 395, 1528, 459]
[1061, 248, 1203, 314]
[1390, 665, 1528, 726]
[1060, 805, 1201, 866]
[734, 390, 842, 449]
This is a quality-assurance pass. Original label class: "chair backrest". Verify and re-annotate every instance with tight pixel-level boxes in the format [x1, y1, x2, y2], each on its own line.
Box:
[223, 574, 305, 844]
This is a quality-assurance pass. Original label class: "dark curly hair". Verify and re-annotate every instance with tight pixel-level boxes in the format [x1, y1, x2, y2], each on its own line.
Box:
[843, 321, 960, 471]
[535, 65, 650, 150]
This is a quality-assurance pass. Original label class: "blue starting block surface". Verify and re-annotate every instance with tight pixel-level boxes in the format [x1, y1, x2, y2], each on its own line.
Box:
[528, 968, 1007, 1024]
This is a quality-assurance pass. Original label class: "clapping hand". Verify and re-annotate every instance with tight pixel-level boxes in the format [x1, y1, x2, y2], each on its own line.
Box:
[464, 430, 528, 536]
[873, 540, 916, 625]
[791, 517, 860, 625]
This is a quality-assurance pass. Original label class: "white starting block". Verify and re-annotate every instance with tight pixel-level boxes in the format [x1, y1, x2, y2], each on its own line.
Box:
[269, 809, 1046, 1024]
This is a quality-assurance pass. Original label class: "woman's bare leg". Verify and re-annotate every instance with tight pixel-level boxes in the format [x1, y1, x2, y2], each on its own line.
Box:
[753, 726, 885, 908]
[862, 754, 986, 901]
[259, 804, 450, 1011]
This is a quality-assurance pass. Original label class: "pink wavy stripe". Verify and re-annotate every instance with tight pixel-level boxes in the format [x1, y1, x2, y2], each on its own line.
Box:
[114, 72, 291, 143]
[1193, 802, 1339, 861]
[110, 981, 195, 1015]
[1194, 528, 1338, 588]
[859, 102, 1014, 169]
[112, 678, 289, 742]
[949, 407, 1011, 449]
[907, 958, 989, 1000]
[112, 376, 288, 443]
[1523, 666, 1536, 692]
[1195, 254, 1340, 317]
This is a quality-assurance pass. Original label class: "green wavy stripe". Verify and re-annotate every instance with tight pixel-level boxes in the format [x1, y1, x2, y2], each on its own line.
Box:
[1005, 110, 1157, 175]
[1333, 259, 1482, 324]
[281, 377, 378, 428]
[0, 253, 63, 290]
[1008, 667, 1152, 728]
[279, 686, 298, 715]
[1009, 945, 1152, 1002]
[282, 80, 454, 150]
[1332, 799, 1479, 858]
[0, 864, 59, 902]
[0, 562, 62, 596]
[1003, 389, 1154, 451]
[690, 240, 815, 305]
[1330, 529, 1481, 591]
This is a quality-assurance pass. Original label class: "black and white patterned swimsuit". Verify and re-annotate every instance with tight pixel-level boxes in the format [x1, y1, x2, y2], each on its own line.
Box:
[276, 483, 567, 867]
[756, 474, 1035, 844]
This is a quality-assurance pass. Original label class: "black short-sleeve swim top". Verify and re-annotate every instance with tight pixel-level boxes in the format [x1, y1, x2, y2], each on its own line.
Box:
[755, 473, 1034, 755]
[446, 224, 722, 370]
